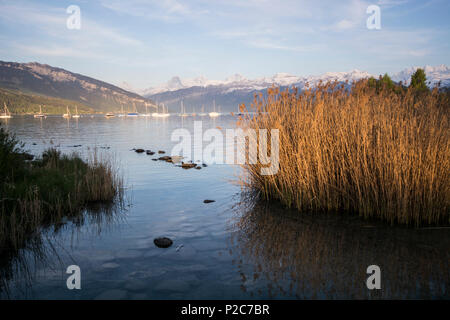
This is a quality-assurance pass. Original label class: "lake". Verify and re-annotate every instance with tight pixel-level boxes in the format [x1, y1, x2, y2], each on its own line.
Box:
[0, 115, 448, 299]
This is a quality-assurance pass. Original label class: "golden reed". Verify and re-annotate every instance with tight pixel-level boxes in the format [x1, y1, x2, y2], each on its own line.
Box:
[238, 80, 449, 225]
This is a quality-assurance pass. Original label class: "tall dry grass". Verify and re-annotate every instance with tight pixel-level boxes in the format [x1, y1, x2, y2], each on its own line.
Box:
[238, 80, 450, 225]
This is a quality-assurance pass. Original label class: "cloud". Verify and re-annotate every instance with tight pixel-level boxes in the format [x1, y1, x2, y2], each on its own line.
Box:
[99, 0, 202, 23]
[11, 43, 105, 59]
[0, 2, 143, 49]
[341, 27, 439, 59]
[335, 19, 357, 30]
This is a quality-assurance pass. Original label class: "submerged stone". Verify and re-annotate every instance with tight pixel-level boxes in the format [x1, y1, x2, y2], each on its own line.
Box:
[154, 237, 173, 248]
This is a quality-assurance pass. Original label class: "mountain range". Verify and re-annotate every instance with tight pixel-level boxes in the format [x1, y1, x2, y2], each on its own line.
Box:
[1, 60, 448, 114]
[136, 65, 450, 113]
[0, 61, 155, 113]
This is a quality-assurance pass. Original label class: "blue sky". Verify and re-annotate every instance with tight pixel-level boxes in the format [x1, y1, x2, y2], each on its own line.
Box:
[0, 0, 449, 88]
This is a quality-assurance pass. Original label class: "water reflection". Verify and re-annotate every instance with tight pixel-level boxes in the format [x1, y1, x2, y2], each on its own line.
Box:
[2, 115, 448, 299]
[0, 202, 125, 298]
[231, 197, 449, 299]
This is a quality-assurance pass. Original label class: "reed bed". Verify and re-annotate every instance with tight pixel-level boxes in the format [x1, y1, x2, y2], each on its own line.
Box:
[238, 80, 450, 225]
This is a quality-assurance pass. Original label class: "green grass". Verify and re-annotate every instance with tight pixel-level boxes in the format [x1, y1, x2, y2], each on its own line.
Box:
[0, 124, 123, 253]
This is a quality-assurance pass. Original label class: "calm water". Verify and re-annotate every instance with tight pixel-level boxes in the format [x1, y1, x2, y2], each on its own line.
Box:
[0, 115, 448, 299]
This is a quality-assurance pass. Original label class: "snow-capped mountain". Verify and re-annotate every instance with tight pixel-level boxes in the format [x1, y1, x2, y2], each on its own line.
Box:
[120, 65, 449, 113]
[141, 76, 223, 95]
[140, 69, 372, 96]
[143, 69, 375, 113]
[391, 65, 450, 87]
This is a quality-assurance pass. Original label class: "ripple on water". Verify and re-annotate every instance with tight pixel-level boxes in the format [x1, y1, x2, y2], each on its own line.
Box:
[114, 249, 143, 259]
[101, 262, 120, 269]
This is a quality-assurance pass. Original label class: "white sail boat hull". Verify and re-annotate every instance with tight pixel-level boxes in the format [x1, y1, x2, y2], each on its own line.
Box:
[34, 105, 46, 118]
[1, 102, 12, 118]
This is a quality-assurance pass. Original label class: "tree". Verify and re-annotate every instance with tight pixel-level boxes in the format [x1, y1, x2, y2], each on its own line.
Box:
[409, 68, 428, 91]
[380, 73, 394, 90]
[368, 76, 377, 88]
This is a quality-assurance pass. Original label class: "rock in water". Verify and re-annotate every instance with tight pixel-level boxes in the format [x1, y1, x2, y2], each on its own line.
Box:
[203, 200, 215, 203]
[181, 162, 196, 169]
[154, 237, 173, 248]
[158, 150, 165, 154]
[146, 150, 155, 155]
[158, 156, 172, 161]
[135, 149, 145, 153]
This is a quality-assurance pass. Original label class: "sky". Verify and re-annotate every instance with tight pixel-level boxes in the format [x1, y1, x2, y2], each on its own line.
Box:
[0, 0, 449, 89]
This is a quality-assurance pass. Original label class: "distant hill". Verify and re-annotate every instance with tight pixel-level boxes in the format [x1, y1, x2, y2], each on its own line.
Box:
[0, 88, 95, 115]
[0, 61, 155, 113]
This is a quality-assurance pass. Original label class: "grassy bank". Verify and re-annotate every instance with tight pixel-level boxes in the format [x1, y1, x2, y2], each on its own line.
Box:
[238, 80, 449, 225]
[0, 124, 123, 252]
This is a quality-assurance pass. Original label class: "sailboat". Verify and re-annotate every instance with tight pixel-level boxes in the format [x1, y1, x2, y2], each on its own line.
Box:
[179, 100, 188, 117]
[152, 104, 160, 117]
[62, 106, 71, 118]
[117, 104, 125, 117]
[127, 102, 139, 117]
[236, 104, 244, 116]
[199, 105, 207, 116]
[0, 102, 12, 119]
[73, 105, 80, 118]
[34, 105, 46, 118]
[159, 103, 170, 117]
[142, 103, 151, 117]
[209, 100, 220, 117]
